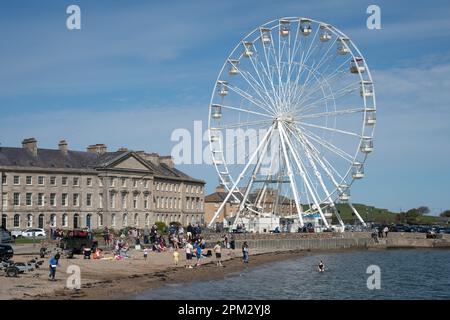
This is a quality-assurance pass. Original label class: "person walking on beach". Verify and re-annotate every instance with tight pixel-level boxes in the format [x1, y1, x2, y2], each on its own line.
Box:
[194, 241, 202, 267]
[48, 253, 60, 281]
[214, 241, 223, 267]
[173, 248, 180, 266]
[185, 241, 193, 269]
[242, 241, 249, 264]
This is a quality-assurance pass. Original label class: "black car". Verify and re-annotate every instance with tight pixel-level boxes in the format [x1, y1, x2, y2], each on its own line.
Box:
[0, 244, 14, 261]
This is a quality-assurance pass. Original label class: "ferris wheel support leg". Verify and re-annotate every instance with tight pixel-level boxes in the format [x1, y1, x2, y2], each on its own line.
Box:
[291, 128, 345, 229]
[277, 125, 304, 228]
[331, 204, 345, 228]
[348, 202, 367, 227]
[207, 125, 275, 229]
[279, 124, 329, 228]
[238, 128, 273, 213]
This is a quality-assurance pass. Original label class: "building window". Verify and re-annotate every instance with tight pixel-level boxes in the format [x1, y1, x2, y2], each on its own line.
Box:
[110, 177, 116, 187]
[50, 176, 56, 185]
[156, 183, 160, 191]
[38, 193, 44, 206]
[13, 176, 20, 185]
[111, 213, 116, 227]
[26, 193, 32, 206]
[133, 195, 138, 209]
[73, 194, 79, 206]
[1, 174, 6, 185]
[62, 214, 68, 227]
[122, 213, 128, 227]
[110, 193, 116, 208]
[170, 184, 173, 192]
[87, 177, 92, 186]
[26, 176, 32, 185]
[86, 193, 92, 207]
[144, 180, 149, 188]
[157, 197, 160, 209]
[134, 213, 139, 227]
[133, 179, 138, 188]
[62, 193, 68, 206]
[99, 193, 103, 208]
[14, 214, 20, 228]
[27, 214, 33, 228]
[121, 178, 127, 187]
[62, 177, 68, 186]
[50, 193, 56, 206]
[99, 178, 103, 187]
[144, 195, 149, 209]
[98, 214, 103, 227]
[38, 176, 44, 185]
[2, 193, 7, 208]
[50, 214, 56, 227]
[121, 193, 127, 209]
[73, 177, 79, 186]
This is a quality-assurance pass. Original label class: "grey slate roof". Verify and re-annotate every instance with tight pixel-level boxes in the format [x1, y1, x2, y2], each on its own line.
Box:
[0, 147, 203, 183]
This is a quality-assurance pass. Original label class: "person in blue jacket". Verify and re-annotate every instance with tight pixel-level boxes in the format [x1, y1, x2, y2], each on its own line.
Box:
[49, 253, 60, 281]
[194, 240, 202, 267]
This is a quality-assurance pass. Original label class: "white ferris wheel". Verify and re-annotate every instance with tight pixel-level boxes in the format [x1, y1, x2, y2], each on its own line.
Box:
[207, 17, 376, 230]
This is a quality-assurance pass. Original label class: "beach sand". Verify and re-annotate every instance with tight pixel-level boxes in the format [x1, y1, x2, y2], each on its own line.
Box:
[1, 247, 324, 300]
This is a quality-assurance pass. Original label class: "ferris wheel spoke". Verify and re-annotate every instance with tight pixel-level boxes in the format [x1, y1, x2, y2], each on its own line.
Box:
[290, 50, 338, 107]
[246, 53, 280, 111]
[259, 36, 283, 108]
[295, 57, 353, 108]
[294, 80, 360, 115]
[234, 66, 278, 113]
[214, 119, 272, 130]
[295, 121, 361, 138]
[220, 105, 274, 119]
[226, 84, 275, 116]
[299, 134, 348, 184]
[290, 125, 345, 187]
[297, 125, 354, 163]
[297, 108, 365, 120]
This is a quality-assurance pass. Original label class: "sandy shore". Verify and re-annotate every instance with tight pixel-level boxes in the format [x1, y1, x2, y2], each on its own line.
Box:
[1, 247, 329, 300]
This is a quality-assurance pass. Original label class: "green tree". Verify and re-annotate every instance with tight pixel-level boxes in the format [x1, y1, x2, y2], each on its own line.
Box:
[417, 206, 430, 215]
[440, 210, 450, 218]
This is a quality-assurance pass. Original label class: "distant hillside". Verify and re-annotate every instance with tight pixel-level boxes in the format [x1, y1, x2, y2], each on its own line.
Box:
[332, 203, 442, 225]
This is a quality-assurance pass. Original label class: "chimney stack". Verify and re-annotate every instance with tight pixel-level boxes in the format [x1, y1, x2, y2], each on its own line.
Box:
[87, 144, 107, 155]
[58, 140, 68, 155]
[159, 156, 174, 168]
[22, 138, 37, 157]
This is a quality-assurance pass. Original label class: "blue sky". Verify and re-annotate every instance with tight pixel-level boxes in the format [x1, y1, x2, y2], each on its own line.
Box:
[1, 0, 449, 214]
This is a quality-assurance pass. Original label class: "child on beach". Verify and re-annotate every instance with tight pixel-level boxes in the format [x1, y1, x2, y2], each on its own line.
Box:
[143, 248, 148, 260]
[173, 248, 180, 265]
[214, 241, 223, 267]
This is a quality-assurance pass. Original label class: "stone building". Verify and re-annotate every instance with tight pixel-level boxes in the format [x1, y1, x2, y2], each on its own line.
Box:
[0, 138, 205, 231]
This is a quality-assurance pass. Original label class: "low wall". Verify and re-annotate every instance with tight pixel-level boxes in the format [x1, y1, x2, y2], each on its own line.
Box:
[234, 237, 373, 251]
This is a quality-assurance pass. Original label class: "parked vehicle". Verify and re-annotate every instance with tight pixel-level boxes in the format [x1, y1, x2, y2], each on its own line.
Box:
[21, 228, 46, 238]
[0, 244, 14, 261]
[59, 229, 97, 255]
[10, 230, 23, 239]
[0, 228, 12, 243]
